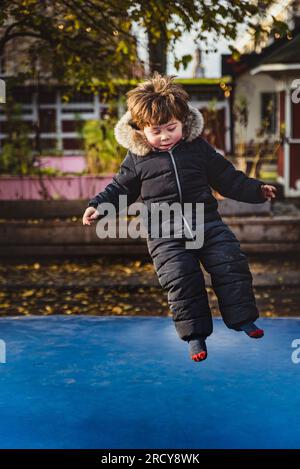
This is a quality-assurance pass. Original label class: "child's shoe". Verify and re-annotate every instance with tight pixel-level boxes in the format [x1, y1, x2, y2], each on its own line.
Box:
[188, 336, 207, 362]
[238, 321, 264, 338]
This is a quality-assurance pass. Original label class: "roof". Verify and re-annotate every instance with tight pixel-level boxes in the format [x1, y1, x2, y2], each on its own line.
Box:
[222, 25, 300, 77]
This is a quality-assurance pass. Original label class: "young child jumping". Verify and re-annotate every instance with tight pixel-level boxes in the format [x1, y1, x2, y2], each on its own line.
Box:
[82, 72, 277, 363]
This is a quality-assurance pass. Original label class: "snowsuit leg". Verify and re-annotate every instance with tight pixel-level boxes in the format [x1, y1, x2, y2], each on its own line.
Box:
[147, 236, 213, 341]
[198, 220, 259, 329]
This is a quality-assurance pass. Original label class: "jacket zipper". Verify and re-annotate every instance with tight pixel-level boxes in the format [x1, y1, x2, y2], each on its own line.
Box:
[168, 147, 195, 240]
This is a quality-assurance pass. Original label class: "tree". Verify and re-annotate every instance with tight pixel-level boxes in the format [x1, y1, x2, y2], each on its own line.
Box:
[0, 0, 142, 93]
[0, 0, 289, 92]
[130, 0, 290, 75]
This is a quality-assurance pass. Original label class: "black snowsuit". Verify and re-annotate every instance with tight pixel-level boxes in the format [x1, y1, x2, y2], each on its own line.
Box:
[87, 105, 267, 341]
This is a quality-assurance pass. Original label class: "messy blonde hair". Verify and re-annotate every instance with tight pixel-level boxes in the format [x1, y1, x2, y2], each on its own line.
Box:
[126, 71, 189, 129]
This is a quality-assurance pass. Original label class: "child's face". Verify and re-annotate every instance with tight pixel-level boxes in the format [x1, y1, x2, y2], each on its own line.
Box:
[142, 118, 183, 151]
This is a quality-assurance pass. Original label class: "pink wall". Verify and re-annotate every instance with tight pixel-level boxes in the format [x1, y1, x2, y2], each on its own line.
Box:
[38, 155, 87, 173]
[0, 175, 114, 200]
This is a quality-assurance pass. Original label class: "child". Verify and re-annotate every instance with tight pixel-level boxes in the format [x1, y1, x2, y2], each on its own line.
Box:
[82, 72, 277, 363]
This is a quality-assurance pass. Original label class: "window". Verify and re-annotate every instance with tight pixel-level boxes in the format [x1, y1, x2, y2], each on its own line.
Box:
[261, 92, 277, 134]
[38, 108, 56, 133]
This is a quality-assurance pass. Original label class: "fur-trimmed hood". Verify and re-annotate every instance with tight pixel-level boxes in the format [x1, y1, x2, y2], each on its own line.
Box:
[114, 104, 204, 156]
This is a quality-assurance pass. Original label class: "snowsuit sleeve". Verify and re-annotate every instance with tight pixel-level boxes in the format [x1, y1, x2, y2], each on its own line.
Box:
[87, 151, 141, 212]
[203, 139, 266, 204]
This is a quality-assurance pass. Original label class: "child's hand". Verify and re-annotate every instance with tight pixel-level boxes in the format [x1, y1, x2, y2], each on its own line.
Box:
[82, 207, 99, 226]
[261, 184, 277, 201]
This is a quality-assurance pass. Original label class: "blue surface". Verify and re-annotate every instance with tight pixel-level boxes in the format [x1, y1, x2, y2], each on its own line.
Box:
[0, 315, 300, 449]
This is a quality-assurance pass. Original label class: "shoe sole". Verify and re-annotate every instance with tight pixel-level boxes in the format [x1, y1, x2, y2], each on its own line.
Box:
[249, 329, 264, 338]
[191, 351, 207, 362]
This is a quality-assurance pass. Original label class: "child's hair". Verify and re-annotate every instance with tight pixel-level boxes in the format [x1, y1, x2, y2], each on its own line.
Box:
[126, 71, 190, 129]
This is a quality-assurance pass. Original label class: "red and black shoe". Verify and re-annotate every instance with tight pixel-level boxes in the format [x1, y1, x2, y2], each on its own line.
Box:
[188, 337, 207, 362]
[238, 321, 264, 339]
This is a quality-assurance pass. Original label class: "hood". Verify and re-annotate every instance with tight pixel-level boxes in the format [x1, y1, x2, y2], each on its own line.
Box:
[114, 104, 204, 156]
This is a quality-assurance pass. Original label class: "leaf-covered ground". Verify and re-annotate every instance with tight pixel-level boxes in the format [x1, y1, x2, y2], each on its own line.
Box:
[0, 256, 299, 317]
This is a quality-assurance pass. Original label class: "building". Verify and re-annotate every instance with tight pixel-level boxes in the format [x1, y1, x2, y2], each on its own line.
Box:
[0, 16, 233, 164]
[222, 0, 300, 196]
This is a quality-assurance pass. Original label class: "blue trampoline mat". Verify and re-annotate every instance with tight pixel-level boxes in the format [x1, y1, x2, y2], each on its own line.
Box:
[0, 315, 300, 449]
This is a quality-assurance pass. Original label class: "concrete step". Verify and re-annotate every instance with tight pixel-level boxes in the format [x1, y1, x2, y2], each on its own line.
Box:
[0, 215, 299, 256]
